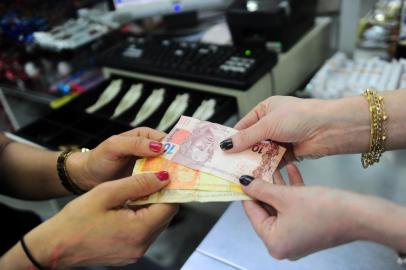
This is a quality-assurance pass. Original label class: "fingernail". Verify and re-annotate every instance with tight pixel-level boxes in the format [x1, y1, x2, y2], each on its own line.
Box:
[155, 171, 169, 181]
[239, 175, 254, 186]
[149, 141, 163, 153]
[220, 138, 233, 150]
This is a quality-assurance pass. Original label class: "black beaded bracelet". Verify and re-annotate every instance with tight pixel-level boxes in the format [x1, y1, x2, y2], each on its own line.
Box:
[20, 236, 48, 270]
[57, 149, 89, 195]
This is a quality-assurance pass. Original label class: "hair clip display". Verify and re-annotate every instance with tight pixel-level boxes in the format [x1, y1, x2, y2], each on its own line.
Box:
[86, 79, 122, 114]
[192, 99, 216, 121]
[130, 88, 165, 127]
[156, 93, 190, 131]
[111, 83, 143, 119]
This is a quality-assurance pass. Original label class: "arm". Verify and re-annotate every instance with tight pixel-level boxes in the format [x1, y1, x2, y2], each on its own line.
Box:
[240, 165, 406, 259]
[0, 128, 166, 200]
[323, 89, 406, 154]
[0, 141, 69, 199]
[0, 173, 177, 269]
[223, 89, 406, 160]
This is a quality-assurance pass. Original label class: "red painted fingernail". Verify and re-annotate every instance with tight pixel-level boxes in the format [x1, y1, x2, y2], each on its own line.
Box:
[149, 142, 163, 152]
[155, 171, 169, 181]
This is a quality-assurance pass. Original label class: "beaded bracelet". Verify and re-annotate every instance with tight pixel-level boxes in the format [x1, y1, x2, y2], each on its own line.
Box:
[361, 89, 388, 168]
[57, 148, 89, 195]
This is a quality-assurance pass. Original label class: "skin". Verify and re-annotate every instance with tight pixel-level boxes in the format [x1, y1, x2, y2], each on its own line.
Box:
[0, 127, 167, 200]
[223, 91, 406, 259]
[243, 164, 406, 260]
[0, 173, 178, 269]
[0, 127, 178, 268]
[228, 90, 406, 160]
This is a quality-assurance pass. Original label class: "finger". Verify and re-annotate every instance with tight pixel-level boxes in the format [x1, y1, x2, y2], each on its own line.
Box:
[242, 178, 288, 208]
[273, 170, 286, 185]
[286, 163, 305, 186]
[234, 101, 268, 130]
[121, 127, 166, 142]
[102, 134, 164, 158]
[95, 172, 170, 208]
[234, 109, 261, 130]
[139, 203, 179, 229]
[222, 119, 269, 153]
[243, 200, 276, 240]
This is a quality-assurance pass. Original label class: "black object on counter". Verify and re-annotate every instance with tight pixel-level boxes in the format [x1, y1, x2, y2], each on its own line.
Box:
[226, 0, 317, 52]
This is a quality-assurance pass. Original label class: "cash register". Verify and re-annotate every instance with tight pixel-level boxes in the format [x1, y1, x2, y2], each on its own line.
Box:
[12, 0, 279, 151]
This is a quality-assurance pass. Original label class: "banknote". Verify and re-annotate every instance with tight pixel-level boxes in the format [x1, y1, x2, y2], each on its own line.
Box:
[133, 157, 244, 193]
[129, 189, 251, 205]
[161, 116, 286, 183]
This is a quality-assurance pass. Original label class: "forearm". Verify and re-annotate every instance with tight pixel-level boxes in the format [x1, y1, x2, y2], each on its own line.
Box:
[0, 142, 70, 200]
[0, 216, 70, 269]
[321, 89, 406, 155]
[0, 241, 37, 269]
[352, 195, 406, 253]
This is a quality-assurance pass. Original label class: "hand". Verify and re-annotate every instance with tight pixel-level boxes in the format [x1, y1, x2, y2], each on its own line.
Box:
[221, 96, 370, 162]
[24, 172, 178, 268]
[69, 127, 167, 190]
[241, 164, 372, 260]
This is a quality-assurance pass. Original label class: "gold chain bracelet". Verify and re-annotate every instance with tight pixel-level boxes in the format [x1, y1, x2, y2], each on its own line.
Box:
[361, 89, 388, 168]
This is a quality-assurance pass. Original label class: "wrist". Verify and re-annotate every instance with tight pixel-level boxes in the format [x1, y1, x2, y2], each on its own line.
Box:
[24, 216, 72, 269]
[350, 195, 406, 253]
[317, 96, 370, 155]
[65, 150, 94, 191]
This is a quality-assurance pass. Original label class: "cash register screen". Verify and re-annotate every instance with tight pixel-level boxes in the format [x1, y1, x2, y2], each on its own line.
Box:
[111, 0, 227, 15]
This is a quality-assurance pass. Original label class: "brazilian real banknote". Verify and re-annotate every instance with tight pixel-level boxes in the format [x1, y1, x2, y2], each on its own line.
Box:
[131, 116, 285, 205]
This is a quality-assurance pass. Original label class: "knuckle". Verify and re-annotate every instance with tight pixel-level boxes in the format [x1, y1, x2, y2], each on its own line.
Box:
[105, 135, 119, 148]
[250, 180, 266, 196]
[134, 174, 156, 192]
[135, 127, 155, 137]
[258, 100, 269, 113]
[133, 137, 146, 151]
[94, 181, 121, 200]
[132, 127, 143, 133]
[90, 181, 113, 199]
[136, 126, 151, 132]
[95, 180, 115, 192]
[268, 246, 288, 260]
[236, 130, 250, 143]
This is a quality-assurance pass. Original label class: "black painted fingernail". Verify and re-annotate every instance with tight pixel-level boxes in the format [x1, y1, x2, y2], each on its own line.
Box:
[239, 175, 254, 186]
[220, 139, 233, 150]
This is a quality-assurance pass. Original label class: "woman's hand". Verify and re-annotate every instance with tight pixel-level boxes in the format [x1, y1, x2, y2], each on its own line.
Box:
[68, 127, 167, 191]
[221, 96, 370, 162]
[21, 172, 178, 268]
[241, 164, 406, 259]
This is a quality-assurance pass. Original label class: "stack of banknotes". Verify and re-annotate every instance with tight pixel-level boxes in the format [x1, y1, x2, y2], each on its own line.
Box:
[131, 116, 286, 205]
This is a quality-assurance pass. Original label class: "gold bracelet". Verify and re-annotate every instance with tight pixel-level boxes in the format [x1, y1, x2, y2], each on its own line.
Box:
[361, 89, 388, 168]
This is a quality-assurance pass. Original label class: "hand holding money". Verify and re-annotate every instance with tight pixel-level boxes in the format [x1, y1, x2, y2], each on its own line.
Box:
[131, 116, 286, 205]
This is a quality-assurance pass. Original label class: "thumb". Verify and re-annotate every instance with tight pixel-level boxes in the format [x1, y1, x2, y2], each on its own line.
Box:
[241, 177, 288, 208]
[221, 118, 271, 153]
[96, 172, 170, 209]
